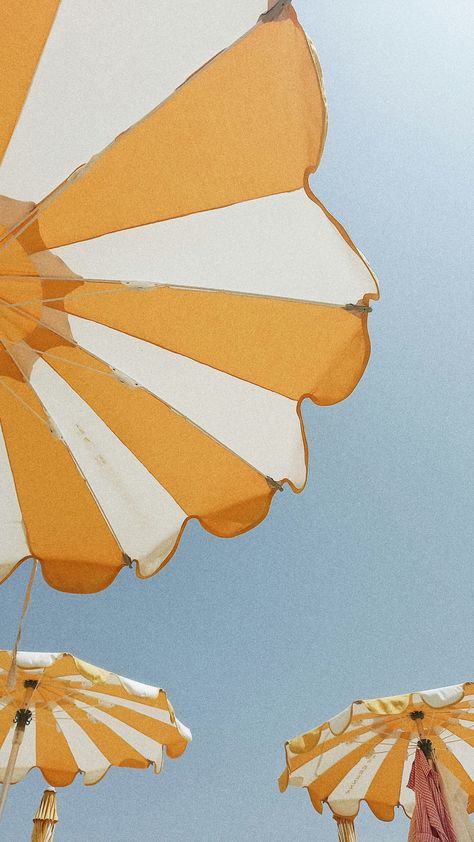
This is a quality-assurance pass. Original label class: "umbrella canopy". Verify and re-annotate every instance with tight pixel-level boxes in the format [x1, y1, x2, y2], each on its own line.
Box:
[31, 787, 58, 842]
[0, 650, 191, 820]
[279, 683, 474, 822]
[0, 0, 379, 594]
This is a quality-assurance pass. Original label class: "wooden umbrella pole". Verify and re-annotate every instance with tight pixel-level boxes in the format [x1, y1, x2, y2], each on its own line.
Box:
[410, 710, 434, 764]
[6, 560, 38, 691]
[0, 681, 38, 823]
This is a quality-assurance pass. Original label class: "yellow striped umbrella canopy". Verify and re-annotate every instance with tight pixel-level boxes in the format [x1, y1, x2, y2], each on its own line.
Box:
[0, 651, 191, 787]
[0, 1, 379, 593]
[279, 683, 474, 822]
[31, 787, 58, 842]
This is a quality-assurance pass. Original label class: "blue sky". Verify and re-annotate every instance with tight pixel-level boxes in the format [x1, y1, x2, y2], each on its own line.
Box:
[0, 1, 472, 839]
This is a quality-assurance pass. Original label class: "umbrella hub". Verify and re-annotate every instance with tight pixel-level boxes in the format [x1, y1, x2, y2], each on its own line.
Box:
[14, 708, 33, 728]
[410, 710, 425, 720]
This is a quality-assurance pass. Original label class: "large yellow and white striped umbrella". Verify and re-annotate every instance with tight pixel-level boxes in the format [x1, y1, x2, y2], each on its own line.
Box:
[0, 650, 191, 821]
[0, 1, 379, 593]
[279, 683, 474, 823]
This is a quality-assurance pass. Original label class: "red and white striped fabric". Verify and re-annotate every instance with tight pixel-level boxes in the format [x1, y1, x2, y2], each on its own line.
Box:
[408, 749, 457, 842]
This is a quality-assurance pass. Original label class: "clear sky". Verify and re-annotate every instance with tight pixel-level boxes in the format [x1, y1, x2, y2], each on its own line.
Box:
[0, 1, 472, 839]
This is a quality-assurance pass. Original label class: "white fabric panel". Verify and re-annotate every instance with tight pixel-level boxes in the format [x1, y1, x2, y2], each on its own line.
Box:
[0, 726, 15, 774]
[399, 747, 417, 817]
[27, 357, 187, 574]
[175, 719, 192, 742]
[57, 190, 377, 304]
[0, 716, 36, 784]
[0, 424, 30, 569]
[439, 727, 474, 772]
[0, 0, 268, 198]
[53, 704, 109, 781]
[420, 684, 464, 708]
[73, 699, 164, 769]
[80, 690, 171, 724]
[60, 313, 306, 487]
[329, 705, 353, 735]
[328, 737, 397, 815]
[437, 763, 474, 842]
[116, 675, 161, 699]
[15, 652, 60, 670]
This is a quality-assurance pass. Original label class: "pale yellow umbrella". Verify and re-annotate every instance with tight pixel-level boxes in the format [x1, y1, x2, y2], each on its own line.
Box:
[0, 0, 379, 595]
[31, 787, 58, 842]
[279, 683, 474, 840]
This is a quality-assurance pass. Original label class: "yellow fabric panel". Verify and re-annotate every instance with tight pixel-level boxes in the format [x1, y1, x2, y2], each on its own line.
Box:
[0, 2, 59, 163]
[0, 703, 15, 747]
[36, 706, 79, 787]
[166, 738, 188, 759]
[0, 350, 123, 592]
[364, 739, 407, 821]
[288, 727, 323, 755]
[278, 768, 289, 792]
[18, 11, 325, 252]
[41, 339, 274, 536]
[0, 277, 43, 343]
[61, 702, 149, 771]
[363, 695, 410, 717]
[51, 284, 370, 405]
[307, 782, 324, 813]
[0, 226, 38, 276]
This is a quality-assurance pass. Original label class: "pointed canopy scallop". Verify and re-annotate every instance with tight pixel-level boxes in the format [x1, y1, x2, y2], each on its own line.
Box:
[0, 1, 379, 592]
[0, 650, 191, 787]
[279, 683, 474, 822]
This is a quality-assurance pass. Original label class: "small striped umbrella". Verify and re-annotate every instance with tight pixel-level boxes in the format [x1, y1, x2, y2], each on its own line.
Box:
[31, 787, 58, 842]
[279, 683, 474, 839]
[0, 0, 379, 595]
[0, 651, 191, 823]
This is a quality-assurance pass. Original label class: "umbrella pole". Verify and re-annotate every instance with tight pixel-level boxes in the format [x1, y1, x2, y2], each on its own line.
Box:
[0, 680, 38, 823]
[410, 711, 434, 762]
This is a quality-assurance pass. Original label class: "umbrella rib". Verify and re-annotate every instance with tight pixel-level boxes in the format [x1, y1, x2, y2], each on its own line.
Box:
[0, 300, 289, 490]
[5, 344, 134, 384]
[0, 274, 371, 311]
